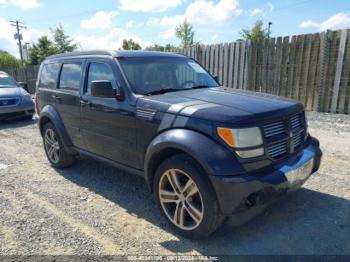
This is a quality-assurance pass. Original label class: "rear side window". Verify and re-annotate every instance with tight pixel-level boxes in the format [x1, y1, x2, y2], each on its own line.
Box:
[87, 63, 116, 93]
[59, 63, 82, 91]
[39, 63, 60, 89]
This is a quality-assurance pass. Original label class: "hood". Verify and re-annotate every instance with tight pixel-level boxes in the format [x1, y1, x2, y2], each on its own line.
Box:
[0, 87, 23, 98]
[137, 87, 303, 124]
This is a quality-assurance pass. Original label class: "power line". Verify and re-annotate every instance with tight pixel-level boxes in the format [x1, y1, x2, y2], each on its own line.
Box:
[10, 20, 27, 66]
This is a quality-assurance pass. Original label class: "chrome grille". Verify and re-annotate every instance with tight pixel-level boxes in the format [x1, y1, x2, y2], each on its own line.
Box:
[291, 114, 302, 130]
[263, 112, 306, 160]
[263, 121, 284, 137]
[267, 141, 288, 158]
[293, 132, 303, 148]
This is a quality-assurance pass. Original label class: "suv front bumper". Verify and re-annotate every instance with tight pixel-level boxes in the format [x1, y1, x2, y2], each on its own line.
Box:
[210, 136, 322, 215]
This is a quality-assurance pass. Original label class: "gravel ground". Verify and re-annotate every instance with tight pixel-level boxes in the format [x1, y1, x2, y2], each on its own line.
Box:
[0, 112, 349, 255]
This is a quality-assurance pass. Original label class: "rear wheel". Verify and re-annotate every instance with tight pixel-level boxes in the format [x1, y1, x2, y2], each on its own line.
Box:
[43, 122, 76, 168]
[153, 154, 224, 238]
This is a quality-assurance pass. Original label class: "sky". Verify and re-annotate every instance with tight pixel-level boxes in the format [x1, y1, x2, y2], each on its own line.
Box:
[1, 0, 350, 57]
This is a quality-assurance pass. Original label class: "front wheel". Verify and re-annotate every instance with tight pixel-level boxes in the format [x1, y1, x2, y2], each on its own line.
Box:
[153, 154, 224, 238]
[43, 122, 76, 168]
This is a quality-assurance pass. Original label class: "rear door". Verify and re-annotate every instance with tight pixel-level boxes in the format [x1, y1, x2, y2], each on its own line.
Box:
[79, 58, 138, 167]
[54, 60, 85, 148]
[36, 62, 61, 112]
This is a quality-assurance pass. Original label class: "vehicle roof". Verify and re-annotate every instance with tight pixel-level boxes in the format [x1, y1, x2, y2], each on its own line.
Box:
[0, 71, 9, 75]
[46, 50, 187, 61]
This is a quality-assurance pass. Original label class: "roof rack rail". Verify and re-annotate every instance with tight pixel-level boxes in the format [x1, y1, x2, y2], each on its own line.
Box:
[47, 50, 117, 59]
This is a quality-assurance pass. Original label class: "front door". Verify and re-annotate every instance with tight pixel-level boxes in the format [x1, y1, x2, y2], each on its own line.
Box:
[80, 59, 138, 168]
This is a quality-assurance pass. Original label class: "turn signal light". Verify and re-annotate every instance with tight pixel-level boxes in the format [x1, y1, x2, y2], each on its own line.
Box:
[217, 127, 235, 147]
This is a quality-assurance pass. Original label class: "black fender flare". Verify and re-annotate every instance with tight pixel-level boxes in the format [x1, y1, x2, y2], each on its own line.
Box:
[144, 129, 244, 191]
[38, 105, 75, 154]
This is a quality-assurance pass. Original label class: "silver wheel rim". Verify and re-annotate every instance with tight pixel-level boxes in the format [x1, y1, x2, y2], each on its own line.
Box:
[44, 128, 60, 164]
[158, 169, 204, 230]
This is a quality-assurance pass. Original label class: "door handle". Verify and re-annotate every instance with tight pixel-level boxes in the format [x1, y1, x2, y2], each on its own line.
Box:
[80, 99, 91, 106]
[52, 95, 61, 103]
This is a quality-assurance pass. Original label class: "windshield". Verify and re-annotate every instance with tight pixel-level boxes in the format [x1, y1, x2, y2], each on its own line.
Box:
[118, 56, 219, 95]
[0, 74, 17, 88]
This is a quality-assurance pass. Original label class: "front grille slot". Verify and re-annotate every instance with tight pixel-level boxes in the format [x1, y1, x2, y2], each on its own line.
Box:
[267, 141, 288, 158]
[263, 121, 284, 137]
[293, 132, 303, 148]
[291, 114, 302, 130]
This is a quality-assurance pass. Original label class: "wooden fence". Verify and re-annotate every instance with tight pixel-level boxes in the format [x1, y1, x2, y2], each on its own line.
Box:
[177, 29, 350, 114]
[7, 65, 39, 94]
[5, 29, 350, 114]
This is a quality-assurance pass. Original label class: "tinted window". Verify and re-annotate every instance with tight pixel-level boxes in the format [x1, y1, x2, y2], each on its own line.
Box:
[39, 63, 60, 89]
[118, 57, 218, 95]
[87, 63, 116, 93]
[59, 63, 82, 91]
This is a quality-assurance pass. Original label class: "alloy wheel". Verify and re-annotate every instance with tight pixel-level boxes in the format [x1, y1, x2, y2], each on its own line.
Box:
[158, 169, 204, 230]
[44, 128, 60, 164]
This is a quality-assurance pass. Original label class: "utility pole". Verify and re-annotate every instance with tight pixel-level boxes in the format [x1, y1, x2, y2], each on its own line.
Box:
[10, 20, 27, 65]
[267, 22, 272, 40]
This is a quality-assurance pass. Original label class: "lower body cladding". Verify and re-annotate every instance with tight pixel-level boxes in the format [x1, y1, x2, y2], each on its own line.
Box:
[210, 137, 322, 222]
[0, 104, 35, 120]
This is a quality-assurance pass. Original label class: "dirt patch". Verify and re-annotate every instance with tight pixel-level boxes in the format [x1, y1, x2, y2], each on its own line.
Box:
[0, 114, 349, 255]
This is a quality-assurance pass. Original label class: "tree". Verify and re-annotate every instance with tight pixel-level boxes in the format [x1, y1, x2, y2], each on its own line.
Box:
[28, 36, 58, 65]
[27, 24, 77, 65]
[146, 44, 176, 52]
[0, 51, 21, 70]
[175, 20, 194, 48]
[122, 39, 141, 50]
[239, 20, 268, 42]
[51, 24, 77, 53]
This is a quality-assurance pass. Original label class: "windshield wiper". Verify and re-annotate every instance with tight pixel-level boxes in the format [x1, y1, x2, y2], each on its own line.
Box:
[190, 85, 211, 89]
[144, 88, 182, 96]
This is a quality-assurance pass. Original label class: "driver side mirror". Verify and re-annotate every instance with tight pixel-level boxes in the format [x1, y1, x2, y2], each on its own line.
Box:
[91, 81, 123, 100]
[18, 82, 29, 92]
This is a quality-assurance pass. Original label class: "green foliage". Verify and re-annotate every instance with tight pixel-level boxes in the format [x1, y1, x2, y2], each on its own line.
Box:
[27, 24, 77, 65]
[146, 44, 176, 52]
[28, 36, 58, 65]
[240, 20, 269, 42]
[175, 20, 194, 48]
[51, 24, 77, 53]
[0, 51, 21, 70]
[122, 39, 141, 50]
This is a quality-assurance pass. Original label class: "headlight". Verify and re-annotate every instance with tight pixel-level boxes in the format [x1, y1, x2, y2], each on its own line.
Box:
[217, 127, 263, 148]
[217, 127, 264, 158]
[235, 148, 264, 158]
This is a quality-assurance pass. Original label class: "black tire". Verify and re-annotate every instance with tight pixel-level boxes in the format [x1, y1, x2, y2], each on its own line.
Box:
[153, 154, 225, 239]
[42, 122, 76, 168]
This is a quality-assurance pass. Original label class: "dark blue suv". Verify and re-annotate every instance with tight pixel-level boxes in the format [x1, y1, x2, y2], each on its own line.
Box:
[36, 50, 322, 238]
